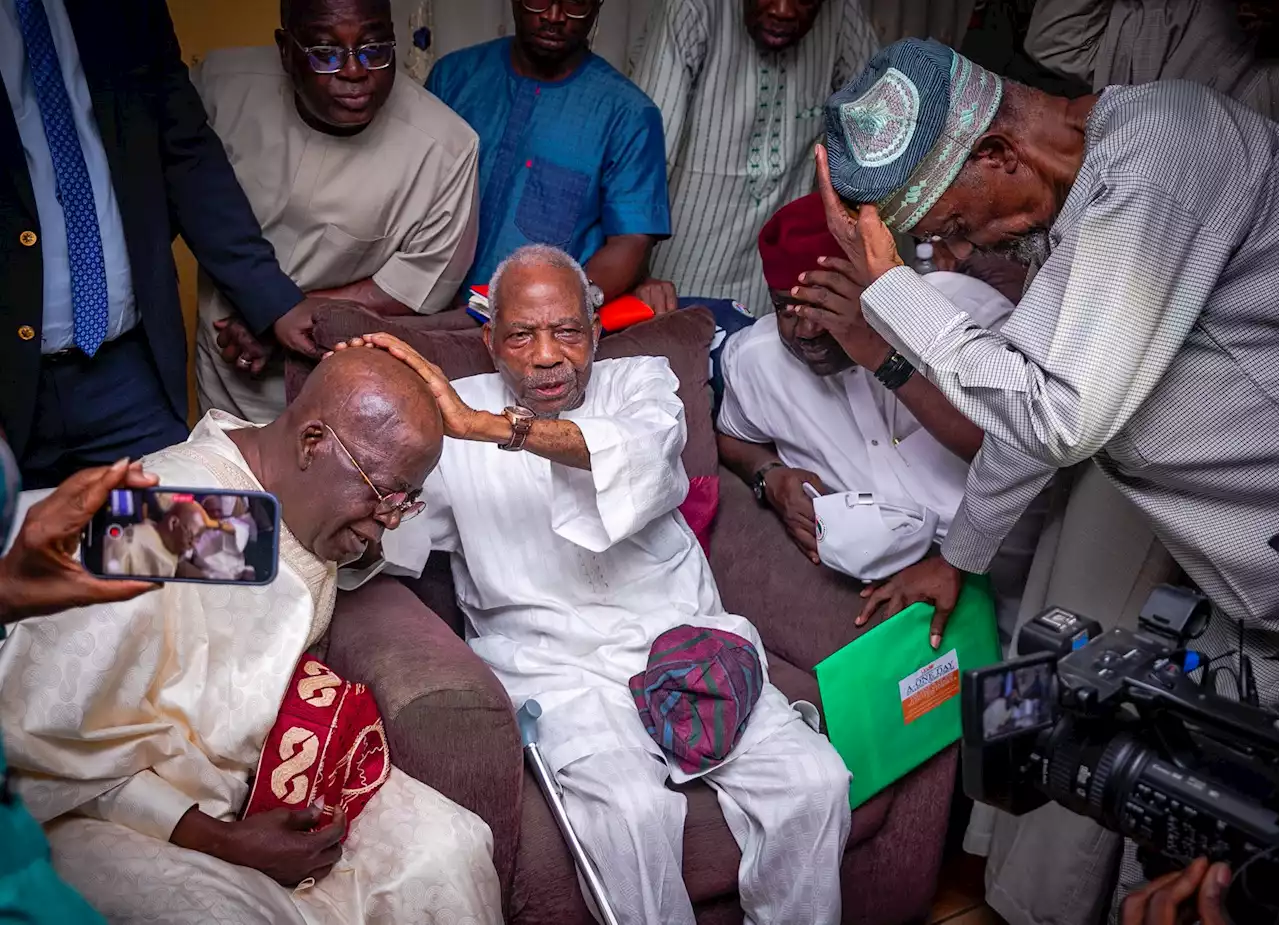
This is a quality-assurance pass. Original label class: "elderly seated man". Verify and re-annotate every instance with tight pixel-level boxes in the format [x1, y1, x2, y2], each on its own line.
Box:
[717, 193, 1038, 641]
[0, 350, 502, 924]
[346, 243, 853, 925]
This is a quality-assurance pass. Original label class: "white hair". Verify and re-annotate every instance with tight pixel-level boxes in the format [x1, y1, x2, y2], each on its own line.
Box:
[487, 244, 595, 321]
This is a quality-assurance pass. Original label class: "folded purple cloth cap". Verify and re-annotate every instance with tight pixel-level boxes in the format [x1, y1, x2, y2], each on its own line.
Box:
[823, 38, 1003, 232]
[629, 625, 764, 775]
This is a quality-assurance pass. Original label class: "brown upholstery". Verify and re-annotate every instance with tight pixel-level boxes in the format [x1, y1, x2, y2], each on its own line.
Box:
[307, 304, 955, 924]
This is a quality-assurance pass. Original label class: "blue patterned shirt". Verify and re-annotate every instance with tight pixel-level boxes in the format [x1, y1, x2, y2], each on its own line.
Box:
[427, 39, 670, 289]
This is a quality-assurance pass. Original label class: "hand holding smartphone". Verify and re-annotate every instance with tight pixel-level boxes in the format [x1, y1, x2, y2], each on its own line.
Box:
[81, 487, 281, 585]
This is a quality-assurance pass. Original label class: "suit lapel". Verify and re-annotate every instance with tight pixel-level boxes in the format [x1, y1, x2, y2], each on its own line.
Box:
[0, 69, 39, 220]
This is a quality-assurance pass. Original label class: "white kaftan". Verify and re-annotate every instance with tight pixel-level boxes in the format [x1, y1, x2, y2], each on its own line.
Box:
[380, 357, 852, 925]
[0, 412, 501, 925]
[717, 271, 1042, 637]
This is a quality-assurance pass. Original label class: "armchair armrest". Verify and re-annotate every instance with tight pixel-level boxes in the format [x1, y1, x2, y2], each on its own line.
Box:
[324, 576, 522, 907]
[710, 465, 888, 673]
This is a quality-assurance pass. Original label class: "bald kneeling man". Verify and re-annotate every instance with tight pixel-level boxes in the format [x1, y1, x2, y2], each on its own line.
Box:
[0, 349, 502, 925]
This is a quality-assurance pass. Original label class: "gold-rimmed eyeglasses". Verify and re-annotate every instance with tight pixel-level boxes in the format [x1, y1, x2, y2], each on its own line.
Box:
[323, 424, 425, 525]
[286, 33, 396, 74]
[520, 0, 599, 20]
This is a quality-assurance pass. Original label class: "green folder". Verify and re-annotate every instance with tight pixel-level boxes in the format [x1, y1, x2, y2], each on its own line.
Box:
[816, 575, 1001, 808]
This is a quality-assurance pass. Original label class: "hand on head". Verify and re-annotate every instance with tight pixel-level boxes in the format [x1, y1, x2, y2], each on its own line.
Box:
[813, 144, 904, 288]
[261, 342, 444, 564]
[328, 333, 479, 439]
[0, 459, 161, 623]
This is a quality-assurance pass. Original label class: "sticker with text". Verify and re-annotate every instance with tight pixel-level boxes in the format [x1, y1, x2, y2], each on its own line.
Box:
[899, 649, 960, 724]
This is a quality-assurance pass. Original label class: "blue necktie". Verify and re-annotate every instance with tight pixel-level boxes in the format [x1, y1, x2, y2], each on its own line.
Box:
[15, 0, 109, 355]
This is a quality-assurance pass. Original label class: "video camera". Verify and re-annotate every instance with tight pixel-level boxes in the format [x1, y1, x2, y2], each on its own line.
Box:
[961, 586, 1278, 924]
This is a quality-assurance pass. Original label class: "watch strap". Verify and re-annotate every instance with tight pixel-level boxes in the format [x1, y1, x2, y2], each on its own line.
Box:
[498, 409, 534, 451]
[752, 461, 784, 504]
[874, 350, 916, 391]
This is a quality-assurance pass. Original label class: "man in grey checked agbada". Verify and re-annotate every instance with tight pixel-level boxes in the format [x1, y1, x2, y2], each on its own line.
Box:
[805, 37, 1277, 925]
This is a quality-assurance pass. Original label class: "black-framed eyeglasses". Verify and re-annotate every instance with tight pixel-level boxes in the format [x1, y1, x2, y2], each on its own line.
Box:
[323, 423, 425, 526]
[520, 0, 600, 20]
[287, 33, 396, 74]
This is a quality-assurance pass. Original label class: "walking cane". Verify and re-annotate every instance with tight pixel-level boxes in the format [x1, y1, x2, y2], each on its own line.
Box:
[516, 700, 622, 925]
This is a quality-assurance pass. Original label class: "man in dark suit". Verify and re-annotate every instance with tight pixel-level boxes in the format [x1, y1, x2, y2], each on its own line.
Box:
[0, 0, 332, 488]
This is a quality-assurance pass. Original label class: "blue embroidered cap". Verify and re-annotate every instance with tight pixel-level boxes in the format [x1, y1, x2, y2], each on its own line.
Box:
[823, 39, 1003, 232]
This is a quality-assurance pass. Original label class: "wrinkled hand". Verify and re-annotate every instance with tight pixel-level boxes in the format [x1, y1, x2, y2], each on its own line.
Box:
[814, 144, 904, 287]
[857, 556, 963, 648]
[1120, 858, 1230, 925]
[329, 333, 480, 439]
[0, 459, 161, 622]
[763, 467, 827, 565]
[789, 255, 892, 368]
[214, 316, 274, 376]
[632, 278, 679, 315]
[219, 804, 346, 887]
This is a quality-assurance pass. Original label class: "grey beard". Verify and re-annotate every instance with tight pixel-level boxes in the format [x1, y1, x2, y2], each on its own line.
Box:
[984, 229, 1052, 267]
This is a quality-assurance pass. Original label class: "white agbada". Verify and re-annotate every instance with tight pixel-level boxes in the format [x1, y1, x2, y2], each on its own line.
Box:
[380, 356, 852, 925]
[0, 412, 501, 925]
[717, 271, 1041, 635]
[718, 272, 1015, 538]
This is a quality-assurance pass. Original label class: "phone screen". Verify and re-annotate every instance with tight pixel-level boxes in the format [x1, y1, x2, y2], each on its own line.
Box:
[974, 658, 1056, 743]
[81, 488, 280, 585]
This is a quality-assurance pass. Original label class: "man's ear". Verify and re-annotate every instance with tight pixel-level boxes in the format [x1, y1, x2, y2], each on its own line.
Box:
[481, 321, 493, 354]
[591, 313, 602, 351]
[274, 29, 292, 73]
[971, 132, 1020, 175]
[297, 421, 325, 471]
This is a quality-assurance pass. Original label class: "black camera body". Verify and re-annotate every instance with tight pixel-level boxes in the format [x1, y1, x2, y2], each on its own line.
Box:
[961, 594, 1278, 922]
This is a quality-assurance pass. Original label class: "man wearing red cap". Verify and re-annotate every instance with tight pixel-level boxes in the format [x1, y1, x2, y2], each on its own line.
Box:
[717, 193, 1039, 635]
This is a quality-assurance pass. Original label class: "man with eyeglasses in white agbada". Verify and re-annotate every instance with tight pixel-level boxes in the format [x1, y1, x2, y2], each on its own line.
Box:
[192, 0, 481, 425]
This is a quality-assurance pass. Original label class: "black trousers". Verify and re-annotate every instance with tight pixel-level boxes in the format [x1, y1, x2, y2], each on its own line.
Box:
[19, 327, 188, 489]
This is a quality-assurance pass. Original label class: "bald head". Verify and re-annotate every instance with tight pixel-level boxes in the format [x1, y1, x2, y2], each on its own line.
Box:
[280, 0, 391, 29]
[290, 346, 444, 463]
[254, 346, 443, 564]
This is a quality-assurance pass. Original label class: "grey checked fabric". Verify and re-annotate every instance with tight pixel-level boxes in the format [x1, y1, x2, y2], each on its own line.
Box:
[861, 81, 1279, 641]
[630, 0, 879, 316]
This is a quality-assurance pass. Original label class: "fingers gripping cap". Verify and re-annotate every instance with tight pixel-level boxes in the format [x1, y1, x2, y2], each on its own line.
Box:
[823, 38, 1003, 232]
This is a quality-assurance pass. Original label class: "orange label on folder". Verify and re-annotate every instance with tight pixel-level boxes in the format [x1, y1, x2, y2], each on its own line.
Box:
[899, 649, 960, 724]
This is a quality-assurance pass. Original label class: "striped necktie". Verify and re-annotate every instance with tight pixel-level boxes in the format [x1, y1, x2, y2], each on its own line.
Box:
[15, 0, 109, 355]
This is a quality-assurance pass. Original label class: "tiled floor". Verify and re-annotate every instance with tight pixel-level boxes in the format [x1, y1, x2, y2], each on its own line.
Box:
[929, 851, 1007, 925]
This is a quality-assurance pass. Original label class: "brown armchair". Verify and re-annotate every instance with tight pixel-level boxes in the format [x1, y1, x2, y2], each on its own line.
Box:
[300, 305, 956, 924]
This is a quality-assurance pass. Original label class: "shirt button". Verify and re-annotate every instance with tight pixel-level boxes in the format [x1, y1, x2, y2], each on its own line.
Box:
[871, 439, 879, 446]
[17, 324, 35, 341]
[19, 230, 37, 246]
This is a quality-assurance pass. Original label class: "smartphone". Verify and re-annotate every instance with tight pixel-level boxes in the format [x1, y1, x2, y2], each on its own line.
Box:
[81, 487, 280, 585]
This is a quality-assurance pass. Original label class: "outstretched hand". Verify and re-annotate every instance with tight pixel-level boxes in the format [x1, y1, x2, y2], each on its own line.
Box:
[814, 144, 905, 288]
[0, 459, 161, 622]
[856, 556, 962, 649]
[327, 333, 480, 439]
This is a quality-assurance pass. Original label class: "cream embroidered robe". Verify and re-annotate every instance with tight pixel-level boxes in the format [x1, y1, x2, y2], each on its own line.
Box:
[0, 412, 502, 925]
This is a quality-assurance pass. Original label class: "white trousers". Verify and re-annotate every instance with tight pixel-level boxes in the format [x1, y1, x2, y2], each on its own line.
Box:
[555, 690, 851, 925]
[46, 768, 503, 925]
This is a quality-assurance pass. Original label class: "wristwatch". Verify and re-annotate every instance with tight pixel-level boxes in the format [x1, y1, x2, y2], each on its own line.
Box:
[752, 462, 785, 506]
[498, 406, 535, 452]
[873, 350, 916, 391]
